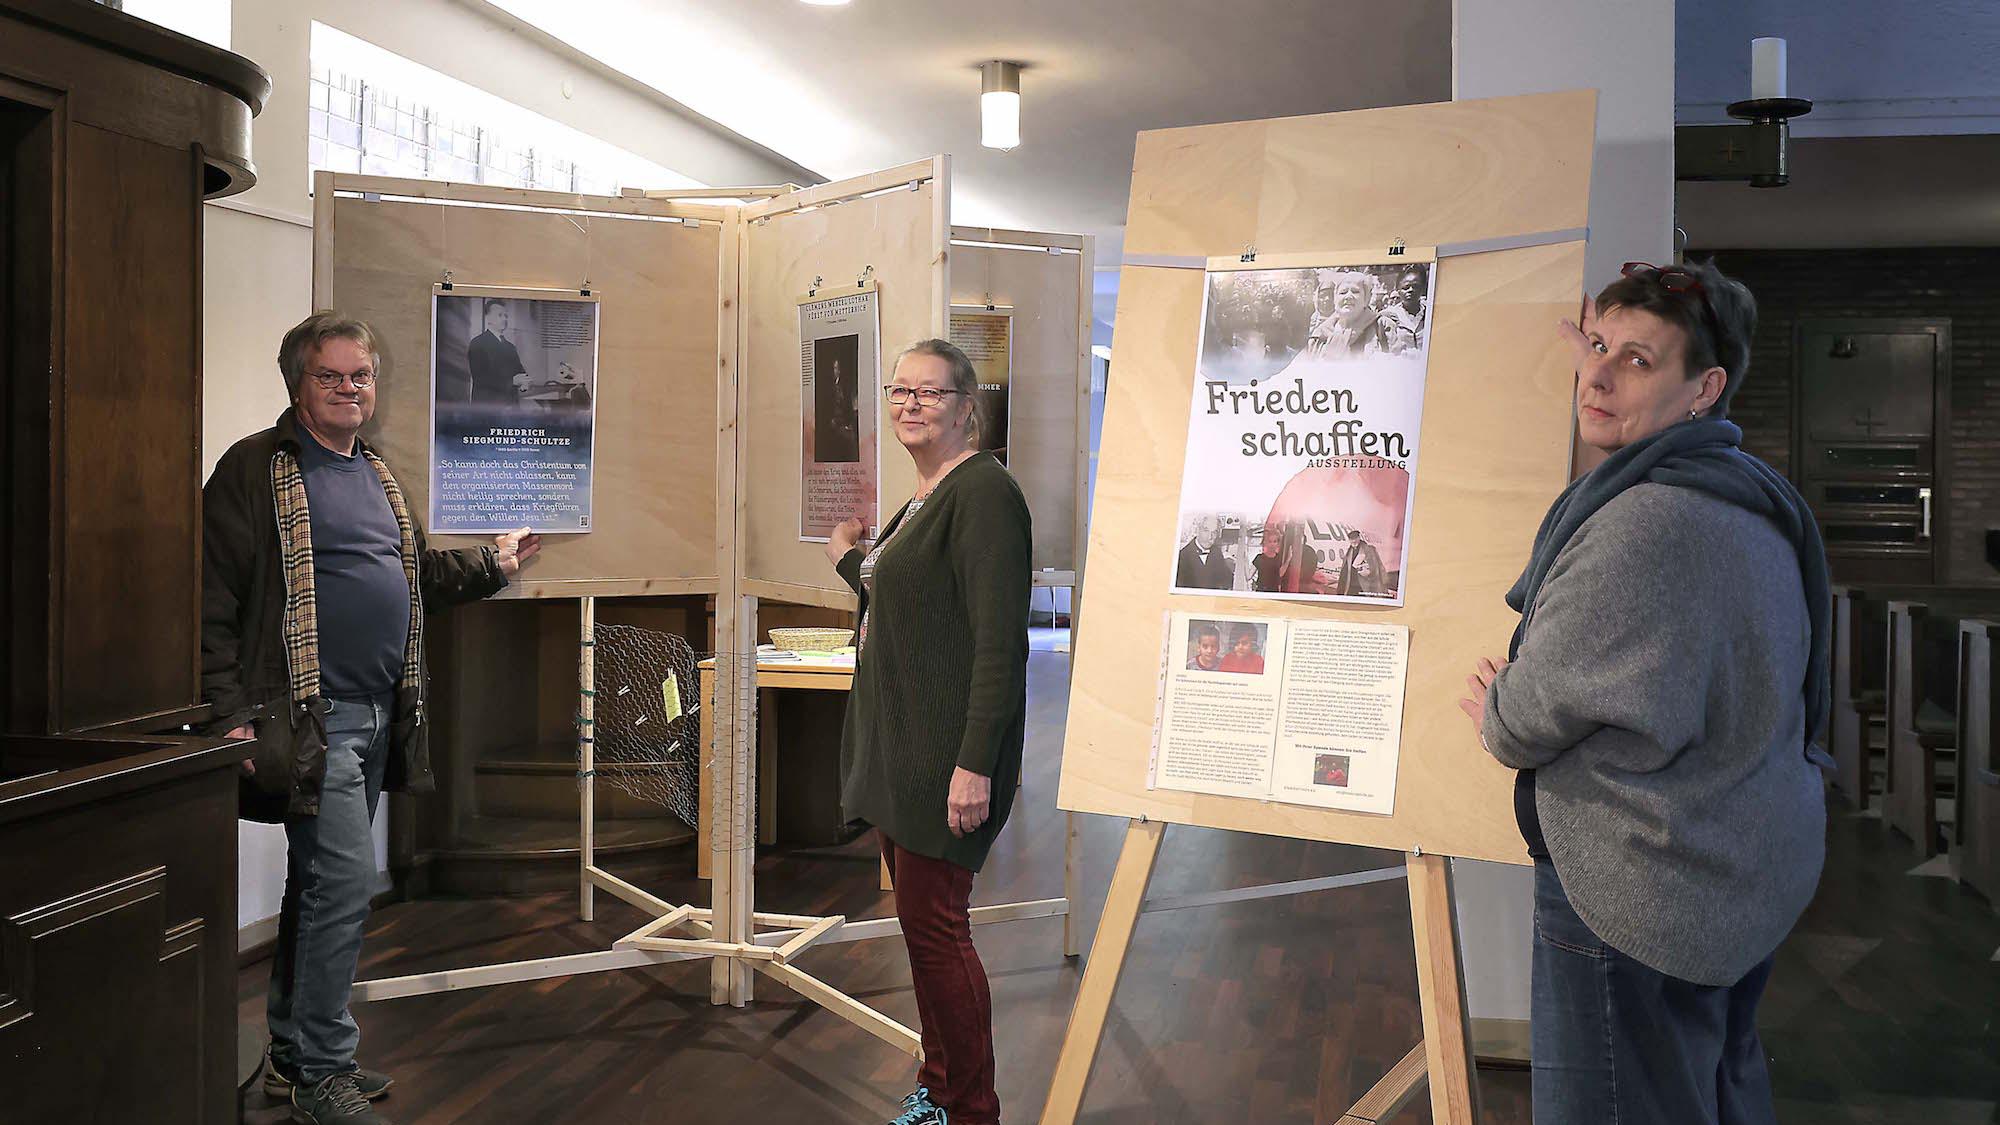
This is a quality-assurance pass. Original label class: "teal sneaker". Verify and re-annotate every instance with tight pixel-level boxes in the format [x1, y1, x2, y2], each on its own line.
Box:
[889, 1086, 947, 1125]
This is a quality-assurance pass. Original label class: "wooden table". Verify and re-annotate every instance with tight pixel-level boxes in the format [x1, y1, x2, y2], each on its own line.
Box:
[696, 653, 856, 881]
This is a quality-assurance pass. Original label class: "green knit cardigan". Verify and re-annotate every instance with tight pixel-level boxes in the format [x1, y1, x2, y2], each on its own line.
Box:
[836, 452, 1031, 872]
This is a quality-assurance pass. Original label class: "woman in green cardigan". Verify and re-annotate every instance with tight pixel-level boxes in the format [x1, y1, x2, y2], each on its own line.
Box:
[824, 338, 1031, 1125]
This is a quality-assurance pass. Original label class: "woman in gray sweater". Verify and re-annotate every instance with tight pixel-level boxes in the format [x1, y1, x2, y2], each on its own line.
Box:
[1459, 259, 1831, 1125]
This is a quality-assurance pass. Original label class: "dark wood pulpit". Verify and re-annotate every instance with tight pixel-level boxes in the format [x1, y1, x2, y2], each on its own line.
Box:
[1, 2, 267, 1121]
[0, 733, 249, 1123]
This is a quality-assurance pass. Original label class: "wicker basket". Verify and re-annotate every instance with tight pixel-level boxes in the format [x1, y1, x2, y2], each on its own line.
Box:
[768, 626, 855, 652]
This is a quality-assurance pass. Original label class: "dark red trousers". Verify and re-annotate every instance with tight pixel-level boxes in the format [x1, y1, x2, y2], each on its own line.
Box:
[880, 832, 999, 1124]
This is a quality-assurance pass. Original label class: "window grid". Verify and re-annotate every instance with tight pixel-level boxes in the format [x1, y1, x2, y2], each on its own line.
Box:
[309, 63, 636, 194]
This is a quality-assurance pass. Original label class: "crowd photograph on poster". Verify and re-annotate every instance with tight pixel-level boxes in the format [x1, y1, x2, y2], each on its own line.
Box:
[429, 289, 599, 534]
[1170, 258, 1435, 607]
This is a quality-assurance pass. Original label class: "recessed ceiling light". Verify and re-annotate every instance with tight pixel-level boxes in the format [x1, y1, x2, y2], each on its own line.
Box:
[799, 0, 851, 6]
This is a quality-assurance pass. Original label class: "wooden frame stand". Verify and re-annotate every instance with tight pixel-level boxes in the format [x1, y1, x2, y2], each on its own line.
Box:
[1037, 821, 1474, 1125]
[314, 165, 1101, 1076]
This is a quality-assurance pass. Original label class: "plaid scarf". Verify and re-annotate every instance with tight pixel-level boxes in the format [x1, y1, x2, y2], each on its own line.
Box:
[272, 445, 423, 704]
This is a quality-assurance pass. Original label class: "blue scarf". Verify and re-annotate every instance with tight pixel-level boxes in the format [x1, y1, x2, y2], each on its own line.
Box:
[1506, 418, 1831, 757]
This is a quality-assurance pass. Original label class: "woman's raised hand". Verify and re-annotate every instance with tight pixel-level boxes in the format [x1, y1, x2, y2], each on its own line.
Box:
[824, 516, 865, 567]
[1456, 656, 1508, 735]
[1558, 295, 1598, 370]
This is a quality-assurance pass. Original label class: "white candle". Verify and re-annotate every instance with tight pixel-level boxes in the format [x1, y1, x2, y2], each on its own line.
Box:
[1751, 37, 1788, 100]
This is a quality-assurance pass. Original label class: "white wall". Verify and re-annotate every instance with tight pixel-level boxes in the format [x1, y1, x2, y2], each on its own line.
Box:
[1455, 0, 1675, 293]
[1450, 0, 1675, 1025]
[216, 0, 814, 937]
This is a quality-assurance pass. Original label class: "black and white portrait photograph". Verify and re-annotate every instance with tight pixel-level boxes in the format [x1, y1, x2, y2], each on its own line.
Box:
[1173, 513, 1241, 591]
[437, 293, 598, 411]
[813, 333, 862, 464]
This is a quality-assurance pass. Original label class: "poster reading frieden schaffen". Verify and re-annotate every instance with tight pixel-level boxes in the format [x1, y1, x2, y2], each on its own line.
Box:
[1169, 255, 1436, 607]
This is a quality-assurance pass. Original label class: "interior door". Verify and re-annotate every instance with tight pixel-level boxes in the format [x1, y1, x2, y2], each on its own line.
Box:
[1793, 318, 1951, 584]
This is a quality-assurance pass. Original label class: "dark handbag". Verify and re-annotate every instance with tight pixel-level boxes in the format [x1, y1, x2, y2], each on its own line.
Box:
[236, 699, 296, 824]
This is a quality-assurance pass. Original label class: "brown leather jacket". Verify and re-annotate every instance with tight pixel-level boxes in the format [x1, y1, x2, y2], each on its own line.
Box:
[201, 409, 505, 820]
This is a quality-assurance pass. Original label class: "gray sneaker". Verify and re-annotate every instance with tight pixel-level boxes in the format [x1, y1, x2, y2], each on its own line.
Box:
[266, 1053, 392, 1101]
[292, 1072, 390, 1124]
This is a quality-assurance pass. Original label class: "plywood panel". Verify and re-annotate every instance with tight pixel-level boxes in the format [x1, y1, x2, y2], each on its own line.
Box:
[1056, 91, 1597, 866]
[950, 232, 1087, 572]
[740, 160, 946, 599]
[322, 196, 721, 592]
[1125, 91, 1594, 258]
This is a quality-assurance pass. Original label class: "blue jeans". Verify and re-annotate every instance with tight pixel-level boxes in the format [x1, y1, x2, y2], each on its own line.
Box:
[268, 696, 390, 1084]
[1531, 859, 1777, 1125]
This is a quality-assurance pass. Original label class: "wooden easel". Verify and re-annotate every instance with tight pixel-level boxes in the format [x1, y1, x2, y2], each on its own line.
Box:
[1044, 91, 1602, 1125]
[1037, 821, 1476, 1125]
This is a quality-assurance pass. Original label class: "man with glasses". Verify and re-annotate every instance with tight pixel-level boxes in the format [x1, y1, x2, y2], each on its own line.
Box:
[201, 312, 540, 1124]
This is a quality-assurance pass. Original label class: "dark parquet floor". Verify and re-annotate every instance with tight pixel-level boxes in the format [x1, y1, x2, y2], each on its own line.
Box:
[239, 648, 1999, 1124]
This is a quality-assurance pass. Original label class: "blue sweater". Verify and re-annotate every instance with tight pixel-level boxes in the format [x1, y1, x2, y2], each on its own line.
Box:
[298, 431, 410, 700]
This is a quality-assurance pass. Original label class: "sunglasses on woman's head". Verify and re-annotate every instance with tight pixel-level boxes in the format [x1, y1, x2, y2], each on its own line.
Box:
[1619, 261, 1724, 344]
[1620, 261, 1705, 296]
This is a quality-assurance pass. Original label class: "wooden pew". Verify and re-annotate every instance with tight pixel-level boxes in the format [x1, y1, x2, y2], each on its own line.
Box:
[1830, 586, 1889, 808]
[1885, 594, 2000, 857]
[1831, 583, 1945, 811]
[1957, 618, 1999, 905]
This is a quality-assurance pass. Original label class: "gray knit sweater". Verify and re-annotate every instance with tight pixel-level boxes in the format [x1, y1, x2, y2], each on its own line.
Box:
[1482, 483, 1826, 986]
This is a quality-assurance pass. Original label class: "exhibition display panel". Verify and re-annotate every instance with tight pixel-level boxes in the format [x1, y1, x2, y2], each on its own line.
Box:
[311, 161, 1097, 1052]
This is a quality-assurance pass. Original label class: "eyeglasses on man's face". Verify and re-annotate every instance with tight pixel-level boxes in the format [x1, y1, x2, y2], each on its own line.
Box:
[310, 368, 376, 390]
[882, 384, 962, 407]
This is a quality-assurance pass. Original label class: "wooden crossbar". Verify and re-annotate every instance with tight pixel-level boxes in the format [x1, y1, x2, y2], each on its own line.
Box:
[1335, 1042, 1429, 1124]
[772, 915, 845, 965]
[755, 961, 923, 1058]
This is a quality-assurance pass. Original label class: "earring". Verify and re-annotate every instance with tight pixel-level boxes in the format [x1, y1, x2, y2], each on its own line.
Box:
[1689, 408, 1699, 420]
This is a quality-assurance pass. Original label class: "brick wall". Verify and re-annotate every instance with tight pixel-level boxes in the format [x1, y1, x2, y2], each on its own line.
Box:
[1700, 247, 2000, 586]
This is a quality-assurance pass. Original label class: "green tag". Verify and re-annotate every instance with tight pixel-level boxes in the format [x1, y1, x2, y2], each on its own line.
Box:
[661, 672, 682, 721]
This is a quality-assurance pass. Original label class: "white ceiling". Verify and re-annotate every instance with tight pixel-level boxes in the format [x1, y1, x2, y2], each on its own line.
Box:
[480, 0, 1451, 269]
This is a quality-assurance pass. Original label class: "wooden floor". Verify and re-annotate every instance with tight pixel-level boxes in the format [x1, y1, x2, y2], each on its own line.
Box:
[239, 648, 2000, 1124]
